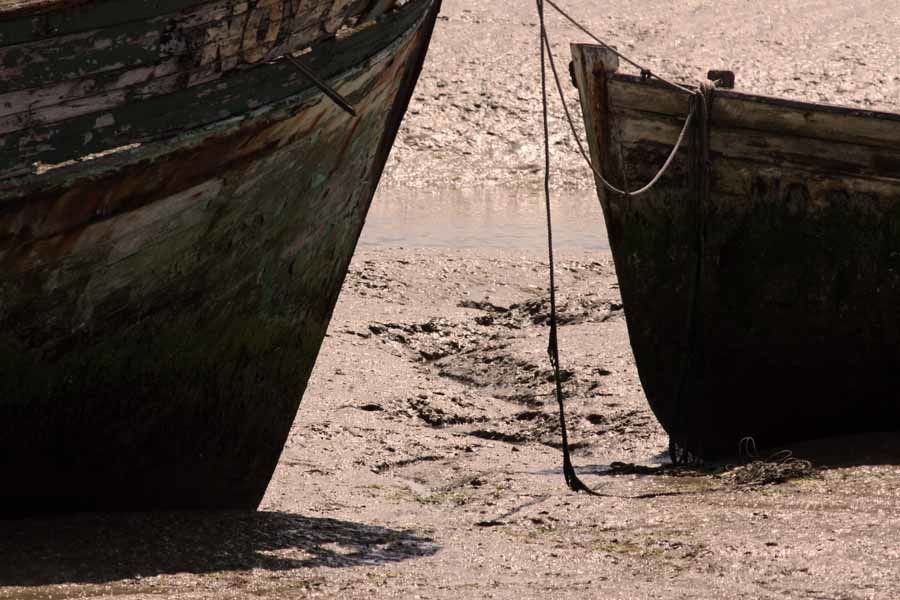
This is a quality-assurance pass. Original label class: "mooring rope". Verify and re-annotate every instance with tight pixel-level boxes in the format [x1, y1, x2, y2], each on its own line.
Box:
[669, 81, 714, 464]
[539, 2, 697, 197]
[537, 0, 596, 494]
[535, 0, 712, 489]
[543, 0, 694, 96]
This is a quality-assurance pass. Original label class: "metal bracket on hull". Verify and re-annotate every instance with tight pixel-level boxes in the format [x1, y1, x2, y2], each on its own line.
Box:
[284, 54, 358, 118]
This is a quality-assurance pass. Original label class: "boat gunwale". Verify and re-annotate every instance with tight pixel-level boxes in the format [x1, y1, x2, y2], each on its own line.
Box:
[0, 0, 233, 45]
[0, 0, 432, 202]
[602, 71, 900, 155]
[609, 105, 900, 183]
[609, 71, 900, 127]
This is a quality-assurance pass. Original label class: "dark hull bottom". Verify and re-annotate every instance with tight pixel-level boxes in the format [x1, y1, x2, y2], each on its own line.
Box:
[0, 1, 439, 514]
[1, 311, 320, 514]
[616, 177, 900, 458]
[667, 354, 900, 457]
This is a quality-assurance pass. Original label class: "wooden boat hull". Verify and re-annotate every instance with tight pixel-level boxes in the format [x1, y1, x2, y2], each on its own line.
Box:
[572, 44, 900, 457]
[0, 0, 441, 513]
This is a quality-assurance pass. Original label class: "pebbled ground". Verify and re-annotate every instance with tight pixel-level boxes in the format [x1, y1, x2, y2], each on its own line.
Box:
[381, 0, 900, 190]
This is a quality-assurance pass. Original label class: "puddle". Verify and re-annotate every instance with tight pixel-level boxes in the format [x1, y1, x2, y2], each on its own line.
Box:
[360, 188, 609, 249]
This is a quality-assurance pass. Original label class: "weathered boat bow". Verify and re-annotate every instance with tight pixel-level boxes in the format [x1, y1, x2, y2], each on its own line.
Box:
[0, 0, 441, 513]
[572, 43, 900, 458]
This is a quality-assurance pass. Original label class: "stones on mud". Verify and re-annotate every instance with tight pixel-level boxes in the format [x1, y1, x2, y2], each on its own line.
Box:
[467, 430, 529, 444]
[544, 368, 574, 383]
[406, 396, 487, 428]
[341, 327, 372, 339]
[514, 410, 544, 421]
[494, 392, 540, 408]
[370, 455, 442, 474]
[367, 319, 465, 361]
[508, 296, 623, 327]
[345, 261, 407, 298]
[606, 462, 670, 476]
[437, 351, 545, 395]
[585, 414, 605, 425]
[468, 409, 564, 448]
[474, 519, 505, 528]
[603, 410, 654, 438]
[350, 254, 640, 456]
[458, 299, 510, 313]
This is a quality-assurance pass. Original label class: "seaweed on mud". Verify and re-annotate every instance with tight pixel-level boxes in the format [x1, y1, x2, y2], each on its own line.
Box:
[720, 438, 819, 486]
[724, 452, 817, 486]
[508, 296, 623, 326]
[406, 396, 487, 428]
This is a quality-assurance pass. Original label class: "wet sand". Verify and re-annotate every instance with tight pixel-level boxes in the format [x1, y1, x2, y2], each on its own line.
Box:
[360, 188, 609, 249]
[3, 1, 900, 598]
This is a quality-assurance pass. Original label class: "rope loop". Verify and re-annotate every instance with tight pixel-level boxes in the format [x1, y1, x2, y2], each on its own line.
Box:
[538, 12, 697, 198]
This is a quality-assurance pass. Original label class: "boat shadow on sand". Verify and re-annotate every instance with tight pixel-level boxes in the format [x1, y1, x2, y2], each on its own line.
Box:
[0, 511, 439, 587]
[543, 432, 900, 483]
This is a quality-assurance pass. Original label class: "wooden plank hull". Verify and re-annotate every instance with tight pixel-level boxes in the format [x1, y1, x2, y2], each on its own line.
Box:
[0, 0, 440, 514]
[572, 44, 900, 458]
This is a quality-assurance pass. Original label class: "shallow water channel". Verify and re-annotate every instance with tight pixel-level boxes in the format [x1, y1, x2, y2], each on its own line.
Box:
[360, 188, 610, 249]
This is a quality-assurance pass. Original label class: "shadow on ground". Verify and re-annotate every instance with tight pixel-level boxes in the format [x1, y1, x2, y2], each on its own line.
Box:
[537, 432, 900, 480]
[0, 511, 438, 587]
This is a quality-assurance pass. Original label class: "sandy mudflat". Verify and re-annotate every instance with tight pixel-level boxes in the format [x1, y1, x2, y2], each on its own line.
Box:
[3, 1, 900, 599]
[3, 248, 900, 599]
